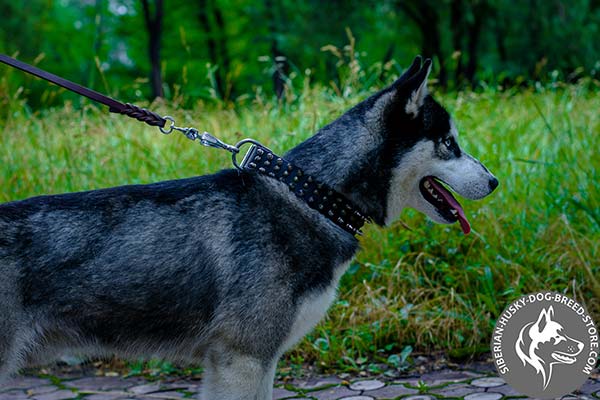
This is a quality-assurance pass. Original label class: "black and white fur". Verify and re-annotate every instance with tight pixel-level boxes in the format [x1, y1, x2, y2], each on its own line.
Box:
[0, 57, 497, 399]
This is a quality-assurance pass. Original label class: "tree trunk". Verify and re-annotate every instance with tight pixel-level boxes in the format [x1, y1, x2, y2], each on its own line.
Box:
[450, 0, 465, 86]
[211, 0, 233, 100]
[265, 0, 288, 98]
[396, 0, 447, 87]
[141, 0, 164, 99]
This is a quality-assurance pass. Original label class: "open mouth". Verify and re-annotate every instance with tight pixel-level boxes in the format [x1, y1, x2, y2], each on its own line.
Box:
[419, 176, 471, 234]
[552, 351, 577, 364]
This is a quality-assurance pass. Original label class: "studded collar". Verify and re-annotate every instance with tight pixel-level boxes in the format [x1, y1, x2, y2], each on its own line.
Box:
[238, 143, 369, 236]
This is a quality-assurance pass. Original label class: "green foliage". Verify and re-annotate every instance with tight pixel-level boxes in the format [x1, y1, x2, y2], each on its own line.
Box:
[3, 0, 600, 105]
[0, 63, 598, 373]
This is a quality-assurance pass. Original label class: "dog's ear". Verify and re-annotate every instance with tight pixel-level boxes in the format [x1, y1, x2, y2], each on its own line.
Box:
[534, 307, 552, 333]
[403, 58, 432, 118]
[391, 56, 423, 88]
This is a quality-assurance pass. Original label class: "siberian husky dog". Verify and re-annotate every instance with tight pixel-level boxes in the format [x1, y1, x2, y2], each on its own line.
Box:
[0, 56, 497, 399]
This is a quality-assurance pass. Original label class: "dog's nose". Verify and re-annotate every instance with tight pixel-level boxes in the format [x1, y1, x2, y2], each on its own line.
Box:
[489, 177, 499, 192]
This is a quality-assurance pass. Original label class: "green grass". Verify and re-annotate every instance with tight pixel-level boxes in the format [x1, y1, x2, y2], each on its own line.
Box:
[1, 77, 599, 375]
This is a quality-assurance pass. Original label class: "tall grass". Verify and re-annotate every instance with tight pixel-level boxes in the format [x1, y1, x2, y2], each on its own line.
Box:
[0, 66, 598, 374]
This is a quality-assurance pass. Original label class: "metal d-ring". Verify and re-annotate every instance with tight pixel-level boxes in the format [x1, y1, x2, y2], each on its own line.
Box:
[232, 139, 270, 171]
[159, 116, 176, 134]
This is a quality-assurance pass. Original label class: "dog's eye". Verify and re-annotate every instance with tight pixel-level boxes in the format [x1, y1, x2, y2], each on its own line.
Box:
[444, 138, 452, 148]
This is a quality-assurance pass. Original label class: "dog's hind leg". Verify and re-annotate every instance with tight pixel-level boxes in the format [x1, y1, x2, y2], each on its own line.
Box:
[0, 262, 22, 383]
[200, 346, 276, 400]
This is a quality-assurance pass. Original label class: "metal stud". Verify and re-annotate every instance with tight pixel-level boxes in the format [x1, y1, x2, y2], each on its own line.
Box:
[297, 170, 303, 177]
[327, 190, 333, 196]
[274, 165, 280, 171]
[307, 176, 313, 183]
[287, 164, 293, 171]
[283, 171, 289, 176]
[293, 176, 299, 182]
[297, 189, 304, 196]
[259, 167, 266, 173]
[267, 153, 273, 160]
[337, 217, 344, 224]
[318, 204, 324, 210]
[268, 172, 275, 177]
[289, 183, 296, 190]
[249, 162, 257, 168]
[328, 210, 334, 217]
[303, 182, 309, 189]
[332, 203, 338, 209]
[257, 148, 264, 155]
[308, 196, 314, 202]
[277, 158, 283, 165]
[313, 189, 319, 195]
[264, 160, 271, 166]
[254, 156, 262, 161]
[323, 196, 328, 201]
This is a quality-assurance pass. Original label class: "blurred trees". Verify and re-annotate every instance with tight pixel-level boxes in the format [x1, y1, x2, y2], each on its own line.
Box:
[1, 0, 600, 105]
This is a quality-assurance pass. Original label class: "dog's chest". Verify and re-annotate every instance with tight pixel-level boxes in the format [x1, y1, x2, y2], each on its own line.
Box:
[278, 262, 349, 354]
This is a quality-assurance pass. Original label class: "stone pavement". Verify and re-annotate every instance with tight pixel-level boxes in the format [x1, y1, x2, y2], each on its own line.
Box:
[1, 369, 599, 400]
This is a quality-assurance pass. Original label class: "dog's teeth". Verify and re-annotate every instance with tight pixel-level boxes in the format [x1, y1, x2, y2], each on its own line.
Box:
[424, 181, 431, 189]
[450, 209, 458, 216]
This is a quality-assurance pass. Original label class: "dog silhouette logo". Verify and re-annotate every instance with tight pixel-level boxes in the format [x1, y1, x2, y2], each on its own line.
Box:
[491, 292, 598, 399]
[515, 306, 584, 389]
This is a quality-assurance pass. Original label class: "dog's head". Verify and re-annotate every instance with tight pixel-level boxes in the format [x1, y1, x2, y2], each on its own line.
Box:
[288, 56, 497, 233]
[515, 306, 584, 388]
[521, 306, 584, 365]
[368, 56, 497, 232]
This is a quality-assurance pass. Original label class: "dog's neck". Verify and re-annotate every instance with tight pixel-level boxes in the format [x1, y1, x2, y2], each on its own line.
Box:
[285, 101, 391, 225]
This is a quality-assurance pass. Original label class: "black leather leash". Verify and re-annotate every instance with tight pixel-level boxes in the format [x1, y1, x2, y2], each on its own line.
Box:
[0, 54, 369, 236]
[0, 54, 167, 127]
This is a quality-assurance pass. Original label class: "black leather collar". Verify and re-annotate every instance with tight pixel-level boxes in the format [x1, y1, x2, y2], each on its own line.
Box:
[239, 143, 369, 236]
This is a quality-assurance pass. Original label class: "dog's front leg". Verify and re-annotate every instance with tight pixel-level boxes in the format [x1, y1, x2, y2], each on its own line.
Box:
[200, 347, 277, 400]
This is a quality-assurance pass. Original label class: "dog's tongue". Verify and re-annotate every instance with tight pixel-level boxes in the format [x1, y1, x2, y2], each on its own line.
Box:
[427, 177, 471, 234]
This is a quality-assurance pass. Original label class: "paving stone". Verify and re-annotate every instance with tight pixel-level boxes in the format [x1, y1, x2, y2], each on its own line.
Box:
[402, 396, 435, 400]
[146, 391, 186, 399]
[349, 380, 385, 391]
[0, 390, 29, 400]
[393, 370, 482, 388]
[362, 384, 418, 398]
[64, 376, 135, 391]
[338, 396, 375, 400]
[579, 379, 600, 394]
[464, 392, 503, 400]
[490, 383, 522, 397]
[26, 386, 60, 396]
[311, 386, 357, 400]
[470, 377, 506, 388]
[84, 393, 126, 400]
[32, 389, 77, 400]
[431, 383, 483, 398]
[128, 383, 163, 395]
[294, 377, 343, 391]
[0, 377, 51, 391]
[273, 387, 297, 399]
